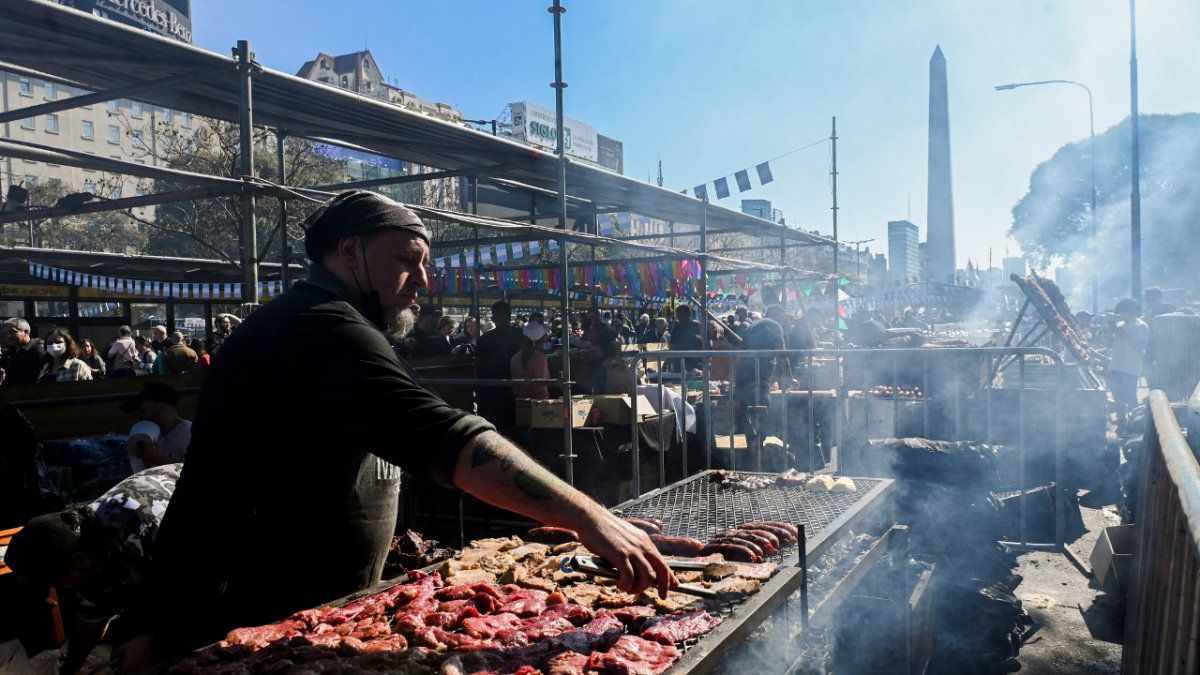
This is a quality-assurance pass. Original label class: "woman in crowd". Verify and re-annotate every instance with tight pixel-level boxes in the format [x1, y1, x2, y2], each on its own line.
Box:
[580, 320, 621, 393]
[133, 336, 157, 375]
[451, 316, 478, 356]
[510, 322, 551, 400]
[190, 338, 211, 372]
[38, 329, 93, 383]
[79, 338, 106, 379]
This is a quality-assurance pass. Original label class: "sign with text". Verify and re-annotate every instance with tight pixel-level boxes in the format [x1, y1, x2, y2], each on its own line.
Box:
[508, 102, 598, 163]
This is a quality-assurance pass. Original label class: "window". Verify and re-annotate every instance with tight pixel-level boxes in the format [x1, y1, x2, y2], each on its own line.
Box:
[20, 117, 34, 130]
[24, 176, 37, 188]
[134, 159, 145, 165]
[162, 108, 173, 124]
[131, 100, 143, 118]
[107, 99, 118, 114]
[44, 82, 55, 100]
[84, 179, 96, 194]
[340, 75, 348, 87]
[111, 186, 122, 199]
[108, 124, 120, 143]
[81, 120, 94, 140]
[180, 111, 190, 128]
[18, 77, 31, 95]
[45, 114, 58, 133]
[132, 129, 144, 147]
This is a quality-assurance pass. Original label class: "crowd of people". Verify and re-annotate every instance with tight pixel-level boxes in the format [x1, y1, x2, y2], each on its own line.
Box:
[0, 314, 242, 386]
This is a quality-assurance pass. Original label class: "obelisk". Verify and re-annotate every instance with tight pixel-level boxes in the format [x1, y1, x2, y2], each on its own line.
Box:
[926, 45, 956, 285]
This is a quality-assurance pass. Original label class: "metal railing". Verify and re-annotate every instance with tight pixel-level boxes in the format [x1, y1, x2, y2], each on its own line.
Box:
[1122, 389, 1200, 674]
[626, 346, 1069, 549]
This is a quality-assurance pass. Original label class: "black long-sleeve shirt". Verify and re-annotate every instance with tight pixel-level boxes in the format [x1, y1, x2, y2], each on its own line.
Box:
[152, 268, 494, 648]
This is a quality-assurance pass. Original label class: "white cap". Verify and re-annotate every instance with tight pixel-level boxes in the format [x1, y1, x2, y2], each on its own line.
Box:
[523, 322, 547, 342]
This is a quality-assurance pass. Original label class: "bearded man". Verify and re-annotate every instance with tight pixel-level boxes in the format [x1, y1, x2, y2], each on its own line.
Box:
[141, 191, 673, 663]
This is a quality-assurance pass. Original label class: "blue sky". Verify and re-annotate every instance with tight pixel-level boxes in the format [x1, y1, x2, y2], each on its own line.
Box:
[193, 0, 1200, 268]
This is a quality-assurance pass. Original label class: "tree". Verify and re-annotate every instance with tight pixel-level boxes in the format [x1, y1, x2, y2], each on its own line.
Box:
[0, 177, 147, 252]
[1010, 113, 1200, 306]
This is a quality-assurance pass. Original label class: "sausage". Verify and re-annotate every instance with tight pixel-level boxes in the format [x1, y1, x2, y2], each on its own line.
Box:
[624, 518, 662, 535]
[740, 523, 796, 545]
[526, 527, 579, 544]
[708, 537, 764, 561]
[699, 542, 758, 563]
[728, 528, 779, 552]
[723, 529, 777, 554]
[744, 521, 799, 539]
[648, 534, 704, 557]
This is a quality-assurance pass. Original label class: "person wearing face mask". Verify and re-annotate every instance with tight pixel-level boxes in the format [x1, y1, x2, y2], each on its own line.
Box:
[37, 328, 93, 383]
[140, 190, 674, 667]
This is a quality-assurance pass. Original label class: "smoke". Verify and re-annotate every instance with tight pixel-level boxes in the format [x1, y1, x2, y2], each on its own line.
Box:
[1011, 113, 1200, 308]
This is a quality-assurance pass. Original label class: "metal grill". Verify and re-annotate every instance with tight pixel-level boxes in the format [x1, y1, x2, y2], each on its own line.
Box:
[614, 471, 885, 546]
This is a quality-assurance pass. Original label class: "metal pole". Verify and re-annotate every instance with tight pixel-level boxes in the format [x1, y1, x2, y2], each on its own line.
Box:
[1129, 0, 1142, 299]
[276, 130, 290, 290]
[830, 116, 840, 348]
[550, 0, 574, 485]
[1086, 88, 1097, 315]
[701, 197, 712, 471]
[235, 40, 259, 305]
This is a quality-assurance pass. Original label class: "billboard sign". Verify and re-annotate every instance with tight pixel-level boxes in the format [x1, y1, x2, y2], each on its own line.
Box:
[508, 102, 598, 163]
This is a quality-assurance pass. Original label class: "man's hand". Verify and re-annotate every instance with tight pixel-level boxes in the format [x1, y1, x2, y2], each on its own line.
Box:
[573, 509, 675, 598]
[452, 431, 677, 598]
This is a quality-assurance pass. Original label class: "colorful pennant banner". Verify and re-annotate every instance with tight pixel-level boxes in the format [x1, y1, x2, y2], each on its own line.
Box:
[28, 262, 291, 300]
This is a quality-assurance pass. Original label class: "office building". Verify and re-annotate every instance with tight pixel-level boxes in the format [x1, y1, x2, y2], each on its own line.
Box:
[888, 220, 920, 286]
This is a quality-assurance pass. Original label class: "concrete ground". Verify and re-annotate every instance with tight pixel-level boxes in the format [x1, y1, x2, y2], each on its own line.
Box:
[1014, 494, 1124, 674]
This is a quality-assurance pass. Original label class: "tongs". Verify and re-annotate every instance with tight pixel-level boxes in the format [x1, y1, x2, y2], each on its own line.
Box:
[560, 555, 718, 598]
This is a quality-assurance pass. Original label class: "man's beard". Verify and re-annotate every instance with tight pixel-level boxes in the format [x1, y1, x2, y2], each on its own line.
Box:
[387, 306, 416, 339]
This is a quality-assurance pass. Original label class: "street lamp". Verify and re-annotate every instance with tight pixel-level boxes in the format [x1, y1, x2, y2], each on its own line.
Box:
[995, 79, 1098, 314]
[846, 238, 875, 283]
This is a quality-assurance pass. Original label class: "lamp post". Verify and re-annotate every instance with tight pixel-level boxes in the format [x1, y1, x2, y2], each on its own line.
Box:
[846, 238, 875, 284]
[995, 79, 1098, 314]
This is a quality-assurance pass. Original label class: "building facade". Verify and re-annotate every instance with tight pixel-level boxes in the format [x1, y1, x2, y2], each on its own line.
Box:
[295, 50, 466, 127]
[53, 0, 193, 43]
[888, 220, 920, 286]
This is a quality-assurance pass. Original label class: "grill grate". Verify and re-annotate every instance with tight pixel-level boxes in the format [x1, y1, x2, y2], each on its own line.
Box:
[614, 471, 884, 545]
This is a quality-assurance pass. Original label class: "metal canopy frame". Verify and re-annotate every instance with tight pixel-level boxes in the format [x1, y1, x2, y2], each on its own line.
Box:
[0, 0, 837, 487]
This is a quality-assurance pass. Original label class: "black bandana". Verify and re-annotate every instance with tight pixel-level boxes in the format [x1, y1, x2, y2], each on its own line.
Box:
[303, 190, 430, 261]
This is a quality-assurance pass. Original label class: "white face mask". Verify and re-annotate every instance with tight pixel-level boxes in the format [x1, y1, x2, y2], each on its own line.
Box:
[46, 343, 66, 357]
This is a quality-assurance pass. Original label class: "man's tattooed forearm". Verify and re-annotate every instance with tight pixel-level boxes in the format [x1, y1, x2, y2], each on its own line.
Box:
[471, 441, 498, 467]
[472, 437, 515, 472]
[515, 471, 554, 501]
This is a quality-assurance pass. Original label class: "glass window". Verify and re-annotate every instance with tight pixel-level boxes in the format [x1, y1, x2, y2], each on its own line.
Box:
[180, 111, 191, 128]
[131, 303, 166, 331]
[18, 78, 31, 95]
[132, 130, 144, 147]
[20, 117, 34, 130]
[45, 114, 58, 133]
[107, 99, 118, 114]
[112, 186, 122, 199]
[131, 100, 143, 118]
[162, 108, 173, 124]
[174, 303, 207, 340]
[44, 82, 55, 100]
[78, 301, 123, 318]
[81, 120, 94, 140]
[34, 301, 70, 318]
[108, 124, 120, 143]
[84, 179, 96, 194]
[0, 301, 25, 318]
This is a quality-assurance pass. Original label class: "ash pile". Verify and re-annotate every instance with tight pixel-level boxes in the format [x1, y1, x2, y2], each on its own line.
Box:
[849, 438, 1052, 674]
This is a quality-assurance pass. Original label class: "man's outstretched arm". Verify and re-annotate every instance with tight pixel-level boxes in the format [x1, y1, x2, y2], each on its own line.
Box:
[451, 430, 675, 598]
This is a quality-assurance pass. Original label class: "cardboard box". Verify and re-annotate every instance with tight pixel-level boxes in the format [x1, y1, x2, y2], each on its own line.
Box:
[526, 396, 593, 429]
[1090, 524, 1134, 590]
[590, 394, 657, 426]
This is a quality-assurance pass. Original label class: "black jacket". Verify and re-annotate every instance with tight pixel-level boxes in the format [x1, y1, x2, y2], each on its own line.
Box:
[2, 343, 45, 386]
[152, 269, 493, 648]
